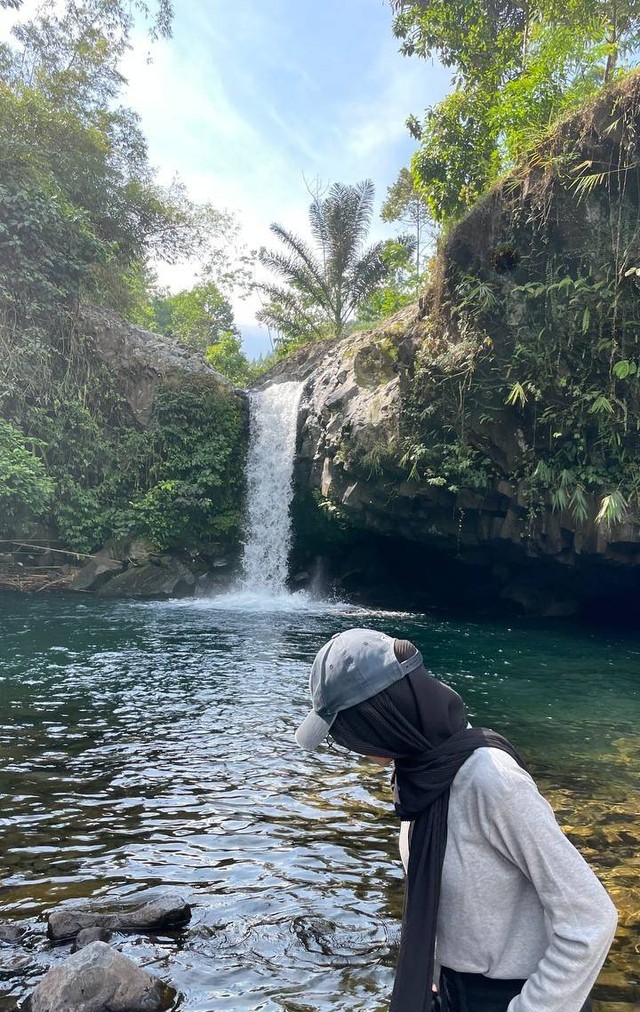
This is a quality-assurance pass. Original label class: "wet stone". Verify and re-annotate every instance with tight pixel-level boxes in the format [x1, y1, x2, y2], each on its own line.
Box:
[72, 927, 112, 951]
[47, 896, 191, 942]
[22, 941, 176, 1012]
[0, 924, 25, 944]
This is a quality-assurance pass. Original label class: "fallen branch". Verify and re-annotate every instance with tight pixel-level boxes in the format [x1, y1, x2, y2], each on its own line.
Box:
[0, 540, 95, 560]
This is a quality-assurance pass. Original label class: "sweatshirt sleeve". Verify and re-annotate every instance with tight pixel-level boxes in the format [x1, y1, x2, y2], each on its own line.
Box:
[478, 761, 618, 1012]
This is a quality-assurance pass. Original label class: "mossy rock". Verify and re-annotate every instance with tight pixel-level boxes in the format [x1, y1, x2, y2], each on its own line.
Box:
[353, 342, 397, 388]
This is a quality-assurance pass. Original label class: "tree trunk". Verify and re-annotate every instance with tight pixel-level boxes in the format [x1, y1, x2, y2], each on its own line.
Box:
[603, 4, 618, 84]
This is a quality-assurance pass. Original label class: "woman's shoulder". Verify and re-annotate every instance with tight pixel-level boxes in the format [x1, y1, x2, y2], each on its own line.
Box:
[449, 746, 553, 840]
[452, 745, 536, 802]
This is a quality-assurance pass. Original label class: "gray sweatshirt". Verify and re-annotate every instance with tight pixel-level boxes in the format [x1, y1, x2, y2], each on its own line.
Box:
[398, 748, 617, 1012]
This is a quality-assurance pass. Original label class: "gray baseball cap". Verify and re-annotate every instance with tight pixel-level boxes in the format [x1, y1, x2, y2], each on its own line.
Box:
[295, 628, 423, 751]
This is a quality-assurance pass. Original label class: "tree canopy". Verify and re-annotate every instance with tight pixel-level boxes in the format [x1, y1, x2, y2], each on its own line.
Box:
[0, 1, 229, 327]
[391, 0, 640, 221]
[257, 180, 409, 343]
[0, 0, 250, 553]
[147, 283, 237, 353]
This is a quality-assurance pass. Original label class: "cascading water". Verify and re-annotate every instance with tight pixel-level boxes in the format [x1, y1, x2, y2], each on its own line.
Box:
[240, 381, 304, 597]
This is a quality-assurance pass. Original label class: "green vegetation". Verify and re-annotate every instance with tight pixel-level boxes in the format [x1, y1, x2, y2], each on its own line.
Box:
[257, 180, 413, 349]
[395, 82, 640, 529]
[0, 420, 54, 536]
[128, 380, 246, 551]
[32, 373, 246, 555]
[392, 0, 640, 222]
[0, 0, 247, 555]
[144, 282, 237, 352]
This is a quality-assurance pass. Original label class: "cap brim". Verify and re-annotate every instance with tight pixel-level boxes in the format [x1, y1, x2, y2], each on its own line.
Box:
[295, 709, 336, 751]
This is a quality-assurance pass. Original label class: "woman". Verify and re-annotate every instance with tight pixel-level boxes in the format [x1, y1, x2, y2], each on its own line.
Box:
[295, 628, 617, 1012]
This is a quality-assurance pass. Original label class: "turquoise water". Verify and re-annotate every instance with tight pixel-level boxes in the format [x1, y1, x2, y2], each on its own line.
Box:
[0, 592, 638, 1011]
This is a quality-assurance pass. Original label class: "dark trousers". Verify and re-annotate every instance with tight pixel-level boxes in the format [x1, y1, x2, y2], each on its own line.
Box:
[439, 966, 593, 1012]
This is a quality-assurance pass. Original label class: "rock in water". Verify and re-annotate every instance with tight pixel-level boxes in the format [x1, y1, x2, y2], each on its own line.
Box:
[23, 941, 175, 1012]
[0, 923, 26, 944]
[72, 927, 112, 951]
[47, 896, 191, 942]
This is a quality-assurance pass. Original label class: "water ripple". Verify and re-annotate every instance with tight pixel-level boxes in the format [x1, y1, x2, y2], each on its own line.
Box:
[0, 592, 638, 1010]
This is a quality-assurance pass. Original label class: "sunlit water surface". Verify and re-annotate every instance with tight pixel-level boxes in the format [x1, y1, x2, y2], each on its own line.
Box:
[0, 592, 638, 1011]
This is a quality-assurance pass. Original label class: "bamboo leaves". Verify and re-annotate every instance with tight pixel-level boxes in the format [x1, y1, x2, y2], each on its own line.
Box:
[596, 489, 629, 525]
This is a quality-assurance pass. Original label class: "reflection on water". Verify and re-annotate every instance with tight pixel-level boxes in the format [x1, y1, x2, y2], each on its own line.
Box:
[0, 592, 638, 1011]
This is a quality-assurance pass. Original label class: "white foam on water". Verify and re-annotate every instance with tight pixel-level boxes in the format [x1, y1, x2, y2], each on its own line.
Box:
[172, 589, 341, 614]
[157, 592, 417, 620]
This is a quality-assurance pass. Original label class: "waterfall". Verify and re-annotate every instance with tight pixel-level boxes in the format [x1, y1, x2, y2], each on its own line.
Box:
[240, 381, 304, 597]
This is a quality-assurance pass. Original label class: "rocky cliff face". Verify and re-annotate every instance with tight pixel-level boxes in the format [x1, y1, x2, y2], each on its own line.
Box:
[270, 78, 640, 620]
[82, 306, 233, 424]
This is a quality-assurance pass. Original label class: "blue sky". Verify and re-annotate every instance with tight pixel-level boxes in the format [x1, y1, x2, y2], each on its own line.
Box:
[122, 0, 452, 356]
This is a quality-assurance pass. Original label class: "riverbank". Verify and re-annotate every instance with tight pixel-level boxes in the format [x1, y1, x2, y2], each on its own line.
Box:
[0, 536, 236, 599]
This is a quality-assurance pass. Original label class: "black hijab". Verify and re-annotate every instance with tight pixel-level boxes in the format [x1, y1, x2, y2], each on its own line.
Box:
[330, 641, 527, 1012]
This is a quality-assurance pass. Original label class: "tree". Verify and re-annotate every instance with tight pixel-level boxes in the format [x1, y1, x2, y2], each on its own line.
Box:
[2, 0, 173, 42]
[356, 238, 418, 324]
[149, 282, 237, 352]
[0, 0, 249, 335]
[390, 0, 640, 221]
[381, 167, 435, 277]
[257, 180, 406, 342]
[205, 332, 256, 387]
[141, 282, 257, 386]
[409, 84, 501, 222]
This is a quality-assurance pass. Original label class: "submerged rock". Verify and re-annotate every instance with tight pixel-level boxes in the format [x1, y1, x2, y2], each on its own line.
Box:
[22, 941, 175, 1012]
[47, 896, 191, 942]
[0, 951, 33, 978]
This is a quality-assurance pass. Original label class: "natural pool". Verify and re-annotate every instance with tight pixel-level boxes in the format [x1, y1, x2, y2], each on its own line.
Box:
[0, 591, 638, 1011]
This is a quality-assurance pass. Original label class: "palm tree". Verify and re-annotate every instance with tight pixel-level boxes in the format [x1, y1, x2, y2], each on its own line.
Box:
[257, 180, 400, 342]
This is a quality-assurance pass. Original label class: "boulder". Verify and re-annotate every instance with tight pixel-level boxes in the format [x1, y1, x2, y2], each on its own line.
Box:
[69, 553, 123, 592]
[47, 896, 191, 942]
[96, 558, 197, 599]
[82, 306, 231, 425]
[22, 941, 175, 1012]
